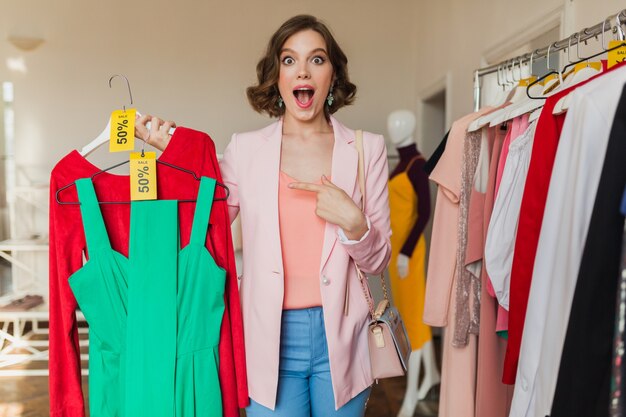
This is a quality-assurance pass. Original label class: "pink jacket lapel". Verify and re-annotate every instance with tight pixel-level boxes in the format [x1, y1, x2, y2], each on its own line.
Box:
[255, 119, 284, 274]
[319, 116, 358, 272]
[255, 116, 359, 274]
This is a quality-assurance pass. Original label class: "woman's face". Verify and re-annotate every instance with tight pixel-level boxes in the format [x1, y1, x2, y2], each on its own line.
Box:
[277, 29, 334, 124]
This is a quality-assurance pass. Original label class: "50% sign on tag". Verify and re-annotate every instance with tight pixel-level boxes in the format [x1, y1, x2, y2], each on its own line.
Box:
[130, 152, 157, 200]
[109, 109, 136, 152]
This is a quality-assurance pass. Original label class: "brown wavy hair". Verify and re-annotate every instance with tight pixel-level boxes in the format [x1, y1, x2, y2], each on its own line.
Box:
[246, 15, 357, 118]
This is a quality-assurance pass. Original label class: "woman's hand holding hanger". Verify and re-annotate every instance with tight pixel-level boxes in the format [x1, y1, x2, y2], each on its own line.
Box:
[135, 114, 176, 152]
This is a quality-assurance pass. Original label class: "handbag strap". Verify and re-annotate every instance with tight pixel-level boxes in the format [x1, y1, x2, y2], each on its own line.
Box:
[354, 130, 391, 319]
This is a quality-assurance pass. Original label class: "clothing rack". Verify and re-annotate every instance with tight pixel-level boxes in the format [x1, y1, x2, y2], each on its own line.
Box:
[473, 9, 626, 110]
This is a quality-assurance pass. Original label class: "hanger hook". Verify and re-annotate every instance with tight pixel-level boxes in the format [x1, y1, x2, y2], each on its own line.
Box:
[509, 60, 515, 84]
[509, 59, 515, 83]
[601, 18, 609, 51]
[575, 32, 583, 60]
[529, 49, 536, 75]
[502, 60, 511, 87]
[583, 28, 591, 46]
[508, 59, 515, 82]
[108, 74, 134, 111]
[546, 43, 554, 72]
[567, 34, 575, 64]
[511, 59, 518, 82]
[616, 13, 625, 41]
[503, 60, 510, 85]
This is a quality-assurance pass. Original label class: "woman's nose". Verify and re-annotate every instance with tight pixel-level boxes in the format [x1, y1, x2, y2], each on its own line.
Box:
[297, 65, 311, 79]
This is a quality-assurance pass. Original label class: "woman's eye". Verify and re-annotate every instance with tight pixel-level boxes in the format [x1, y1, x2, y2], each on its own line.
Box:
[282, 56, 295, 65]
[312, 56, 326, 65]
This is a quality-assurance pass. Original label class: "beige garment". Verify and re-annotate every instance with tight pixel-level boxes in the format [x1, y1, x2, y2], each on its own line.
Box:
[423, 106, 492, 326]
[453, 128, 482, 347]
[423, 107, 492, 417]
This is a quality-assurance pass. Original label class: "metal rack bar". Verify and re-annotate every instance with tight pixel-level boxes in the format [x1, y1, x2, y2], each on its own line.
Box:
[473, 9, 626, 110]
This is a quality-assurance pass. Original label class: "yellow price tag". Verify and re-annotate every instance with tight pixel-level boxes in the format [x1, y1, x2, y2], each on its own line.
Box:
[573, 61, 602, 73]
[608, 40, 626, 69]
[541, 73, 558, 86]
[130, 152, 157, 201]
[109, 108, 136, 152]
[518, 76, 537, 87]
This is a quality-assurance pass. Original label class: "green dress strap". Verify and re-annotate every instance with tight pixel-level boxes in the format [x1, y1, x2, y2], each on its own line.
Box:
[75, 178, 112, 251]
[189, 177, 216, 246]
[175, 176, 225, 416]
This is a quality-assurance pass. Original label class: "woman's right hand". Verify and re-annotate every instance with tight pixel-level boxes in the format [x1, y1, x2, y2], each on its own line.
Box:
[135, 114, 176, 152]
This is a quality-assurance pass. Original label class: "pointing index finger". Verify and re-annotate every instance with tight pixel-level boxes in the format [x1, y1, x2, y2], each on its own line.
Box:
[288, 182, 324, 192]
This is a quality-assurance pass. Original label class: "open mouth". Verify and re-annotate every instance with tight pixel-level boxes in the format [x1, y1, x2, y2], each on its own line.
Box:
[293, 88, 315, 107]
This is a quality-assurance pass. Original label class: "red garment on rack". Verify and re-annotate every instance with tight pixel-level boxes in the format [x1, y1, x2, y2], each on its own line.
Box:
[503, 61, 620, 384]
[48, 127, 248, 417]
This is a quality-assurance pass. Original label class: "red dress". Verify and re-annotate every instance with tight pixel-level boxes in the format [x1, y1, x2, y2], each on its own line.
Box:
[48, 127, 248, 417]
[504, 61, 620, 384]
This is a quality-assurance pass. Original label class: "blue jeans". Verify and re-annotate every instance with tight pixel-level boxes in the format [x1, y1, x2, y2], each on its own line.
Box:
[246, 307, 371, 417]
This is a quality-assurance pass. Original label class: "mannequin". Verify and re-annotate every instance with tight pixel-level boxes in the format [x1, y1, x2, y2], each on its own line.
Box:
[387, 110, 440, 417]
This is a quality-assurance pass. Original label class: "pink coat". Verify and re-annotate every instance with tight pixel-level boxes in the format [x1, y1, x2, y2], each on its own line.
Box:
[219, 116, 392, 410]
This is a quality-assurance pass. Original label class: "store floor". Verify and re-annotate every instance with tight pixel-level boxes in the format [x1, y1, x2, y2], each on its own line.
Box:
[0, 376, 439, 417]
[0, 373, 439, 417]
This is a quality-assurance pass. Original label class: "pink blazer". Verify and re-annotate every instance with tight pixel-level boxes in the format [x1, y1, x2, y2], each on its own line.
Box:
[219, 115, 391, 410]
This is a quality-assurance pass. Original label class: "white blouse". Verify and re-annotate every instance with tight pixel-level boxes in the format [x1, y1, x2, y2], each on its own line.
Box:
[484, 121, 537, 310]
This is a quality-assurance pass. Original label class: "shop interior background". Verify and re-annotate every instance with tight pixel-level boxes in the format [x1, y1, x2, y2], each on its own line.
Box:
[1, 0, 621, 293]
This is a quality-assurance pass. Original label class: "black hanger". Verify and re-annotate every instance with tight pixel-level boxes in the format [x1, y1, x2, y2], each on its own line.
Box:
[526, 41, 626, 100]
[55, 157, 230, 205]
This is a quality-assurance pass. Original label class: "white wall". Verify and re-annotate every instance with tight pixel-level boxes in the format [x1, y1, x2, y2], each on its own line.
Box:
[412, 0, 625, 134]
[3, 0, 623, 182]
[0, 0, 423, 299]
[0, 0, 419, 183]
[573, 0, 626, 31]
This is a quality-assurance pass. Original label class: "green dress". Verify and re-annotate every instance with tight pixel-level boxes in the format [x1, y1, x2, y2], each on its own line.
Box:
[70, 176, 225, 417]
[69, 178, 129, 417]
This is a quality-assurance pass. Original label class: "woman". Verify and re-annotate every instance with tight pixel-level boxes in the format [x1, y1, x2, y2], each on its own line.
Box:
[138, 15, 391, 417]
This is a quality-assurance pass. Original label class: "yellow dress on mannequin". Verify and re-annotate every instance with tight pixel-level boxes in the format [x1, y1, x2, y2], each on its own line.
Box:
[388, 156, 432, 350]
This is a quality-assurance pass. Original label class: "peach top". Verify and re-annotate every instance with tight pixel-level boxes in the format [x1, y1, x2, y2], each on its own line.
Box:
[278, 171, 325, 309]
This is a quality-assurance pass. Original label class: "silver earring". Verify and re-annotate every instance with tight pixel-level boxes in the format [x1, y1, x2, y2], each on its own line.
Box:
[277, 96, 284, 108]
[326, 88, 334, 107]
